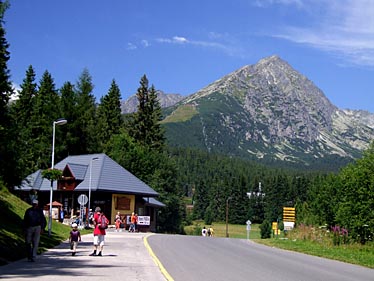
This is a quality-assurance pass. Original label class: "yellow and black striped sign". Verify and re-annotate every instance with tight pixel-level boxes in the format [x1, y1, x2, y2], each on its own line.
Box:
[283, 207, 295, 222]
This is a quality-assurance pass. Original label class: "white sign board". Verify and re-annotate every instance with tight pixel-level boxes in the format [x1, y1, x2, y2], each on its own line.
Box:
[284, 221, 295, 230]
[126, 215, 150, 226]
[137, 216, 150, 226]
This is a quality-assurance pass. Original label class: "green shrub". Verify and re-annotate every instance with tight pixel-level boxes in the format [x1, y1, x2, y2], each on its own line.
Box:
[260, 219, 272, 239]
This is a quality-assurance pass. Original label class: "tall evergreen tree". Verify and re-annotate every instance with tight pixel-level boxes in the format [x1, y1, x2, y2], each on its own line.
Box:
[0, 0, 20, 188]
[60, 81, 80, 157]
[130, 75, 148, 144]
[75, 68, 98, 153]
[30, 71, 62, 169]
[129, 75, 165, 150]
[9, 65, 38, 177]
[96, 79, 122, 150]
[148, 85, 165, 151]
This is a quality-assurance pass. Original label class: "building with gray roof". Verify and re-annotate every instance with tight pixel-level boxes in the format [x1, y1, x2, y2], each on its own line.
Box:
[19, 153, 164, 232]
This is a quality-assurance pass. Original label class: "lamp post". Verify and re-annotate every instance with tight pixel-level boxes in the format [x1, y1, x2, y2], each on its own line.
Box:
[87, 157, 99, 227]
[48, 118, 67, 236]
[226, 196, 232, 238]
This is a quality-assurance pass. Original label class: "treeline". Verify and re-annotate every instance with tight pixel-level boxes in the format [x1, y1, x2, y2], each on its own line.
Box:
[169, 145, 374, 243]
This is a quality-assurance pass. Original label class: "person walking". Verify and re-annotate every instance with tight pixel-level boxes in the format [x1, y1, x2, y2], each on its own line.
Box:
[23, 199, 47, 262]
[202, 226, 207, 237]
[115, 212, 121, 232]
[129, 212, 135, 232]
[89, 207, 108, 256]
[133, 213, 138, 232]
[208, 226, 214, 237]
[69, 223, 81, 256]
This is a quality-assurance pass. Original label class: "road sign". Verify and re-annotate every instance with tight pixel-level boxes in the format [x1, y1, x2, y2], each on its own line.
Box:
[246, 220, 251, 240]
[283, 207, 295, 222]
[77, 194, 88, 205]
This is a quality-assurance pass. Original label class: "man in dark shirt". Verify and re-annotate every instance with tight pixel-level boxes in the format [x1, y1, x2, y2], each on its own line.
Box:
[23, 199, 47, 262]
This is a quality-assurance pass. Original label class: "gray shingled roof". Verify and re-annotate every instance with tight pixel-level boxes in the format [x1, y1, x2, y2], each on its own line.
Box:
[143, 197, 166, 207]
[19, 153, 159, 197]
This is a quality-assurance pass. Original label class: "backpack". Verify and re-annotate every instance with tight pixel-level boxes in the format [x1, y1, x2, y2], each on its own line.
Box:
[98, 214, 108, 229]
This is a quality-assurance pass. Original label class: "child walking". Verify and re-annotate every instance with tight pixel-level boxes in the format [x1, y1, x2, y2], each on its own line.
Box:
[69, 223, 81, 256]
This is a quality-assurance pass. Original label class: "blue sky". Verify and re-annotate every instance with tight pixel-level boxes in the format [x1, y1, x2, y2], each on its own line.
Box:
[5, 0, 374, 112]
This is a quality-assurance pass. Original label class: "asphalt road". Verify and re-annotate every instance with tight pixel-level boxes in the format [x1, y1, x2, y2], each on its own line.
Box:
[0, 231, 166, 281]
[147, 234, 374, 281]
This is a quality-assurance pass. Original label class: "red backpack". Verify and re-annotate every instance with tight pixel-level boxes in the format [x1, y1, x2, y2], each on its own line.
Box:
[98, 214, 108, 229]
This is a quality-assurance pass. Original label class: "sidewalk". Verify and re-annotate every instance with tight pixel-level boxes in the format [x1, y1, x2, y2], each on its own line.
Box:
[0, 230, 166, 281]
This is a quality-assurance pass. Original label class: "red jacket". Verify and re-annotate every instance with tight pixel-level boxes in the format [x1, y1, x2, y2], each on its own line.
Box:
[93, 212, 108, 235]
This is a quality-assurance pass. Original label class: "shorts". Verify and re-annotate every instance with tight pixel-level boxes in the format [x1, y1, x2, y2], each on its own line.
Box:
[93, 234, 105, 246]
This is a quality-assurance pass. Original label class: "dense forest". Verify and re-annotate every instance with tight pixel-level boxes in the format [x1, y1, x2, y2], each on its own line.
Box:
[0, 1, 373, 242]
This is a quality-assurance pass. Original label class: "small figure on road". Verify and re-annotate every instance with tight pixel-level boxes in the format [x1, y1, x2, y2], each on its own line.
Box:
[59, 209, 64, 223]
[202, 226, 207, 237]
[87, 208, 93, 228]
[23, 199, 47, 262]
[69, 223, 81, 256]
[208, 226, 214, 237]
[89, 207, 108, 256]
[129, 212, 137, 232]
[115, 212, 121, 232]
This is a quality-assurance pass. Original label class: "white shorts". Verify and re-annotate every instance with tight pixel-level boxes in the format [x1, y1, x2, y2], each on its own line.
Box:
[93, 235, 105, 246]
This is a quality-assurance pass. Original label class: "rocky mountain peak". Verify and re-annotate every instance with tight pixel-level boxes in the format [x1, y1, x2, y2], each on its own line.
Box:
[162, 55, 374, 167]
[121, 90, 184, 114]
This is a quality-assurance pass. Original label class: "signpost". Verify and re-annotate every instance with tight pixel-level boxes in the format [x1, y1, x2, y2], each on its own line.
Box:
[283, 207, 296, 230]
[77, 194, 88, 229]
[246, 220, 251, 240]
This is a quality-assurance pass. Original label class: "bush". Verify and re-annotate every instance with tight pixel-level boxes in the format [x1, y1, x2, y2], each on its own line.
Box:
[260, 219, 272, 239]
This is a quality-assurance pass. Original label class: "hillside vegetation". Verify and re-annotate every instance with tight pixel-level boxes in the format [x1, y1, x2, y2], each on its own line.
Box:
[0, 185, 74, 265]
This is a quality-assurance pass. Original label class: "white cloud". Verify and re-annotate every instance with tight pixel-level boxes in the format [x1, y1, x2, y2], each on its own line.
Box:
[268, 0, 374, 67]
[141, 40, 150, 47]
[253, 0, 304, 8]
[126, 43, 137, 50]
[173, 36, 188, 44]
[156, 35, 244, 57]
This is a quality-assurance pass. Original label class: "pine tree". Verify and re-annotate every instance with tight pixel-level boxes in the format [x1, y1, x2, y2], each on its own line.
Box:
[60, 81, 80, 156]
[75, 68, 98, 153]
[129, 75, 165, 151]
[0, 0, 20, 188]
[148, 85, 165, 151]
[96, 79, 122, 150]
[30, 71, 62, 169]
[9, 65, 38, 177]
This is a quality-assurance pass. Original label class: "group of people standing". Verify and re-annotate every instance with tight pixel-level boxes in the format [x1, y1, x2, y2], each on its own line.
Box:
[23, 201, 141, 260]
[114, 211, 138, 232]
[202, 226, 214, 237]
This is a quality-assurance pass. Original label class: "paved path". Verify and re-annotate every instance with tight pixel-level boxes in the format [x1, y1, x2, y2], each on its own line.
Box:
[0, 231, 167, 281]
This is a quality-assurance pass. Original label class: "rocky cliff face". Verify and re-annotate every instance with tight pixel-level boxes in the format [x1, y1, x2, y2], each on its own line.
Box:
[121, 91, 184, 114]
[162, 55, 374, 168]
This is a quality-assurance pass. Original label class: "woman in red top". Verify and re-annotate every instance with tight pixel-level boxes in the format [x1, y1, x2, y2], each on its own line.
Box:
[89, 207, 108, 256]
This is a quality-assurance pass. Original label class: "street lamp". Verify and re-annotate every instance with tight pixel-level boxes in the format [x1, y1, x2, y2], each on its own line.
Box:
[87, 157, 99, 227]
[48, 118, 67, 236]
[226, 196, 232, 237]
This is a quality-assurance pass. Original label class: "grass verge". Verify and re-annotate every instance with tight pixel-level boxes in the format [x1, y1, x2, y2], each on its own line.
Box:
[185, 220, 374, 268]
[0, 185, 91, 266]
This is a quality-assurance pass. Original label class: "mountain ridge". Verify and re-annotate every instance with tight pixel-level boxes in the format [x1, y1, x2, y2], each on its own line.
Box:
[156, 55, 374, 170]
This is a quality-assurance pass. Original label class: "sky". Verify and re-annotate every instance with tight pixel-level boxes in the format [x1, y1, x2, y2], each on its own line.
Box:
[5, 0, 374, 113]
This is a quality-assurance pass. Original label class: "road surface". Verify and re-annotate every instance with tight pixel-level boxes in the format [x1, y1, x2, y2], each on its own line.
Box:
[147, 234, 374, 281]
